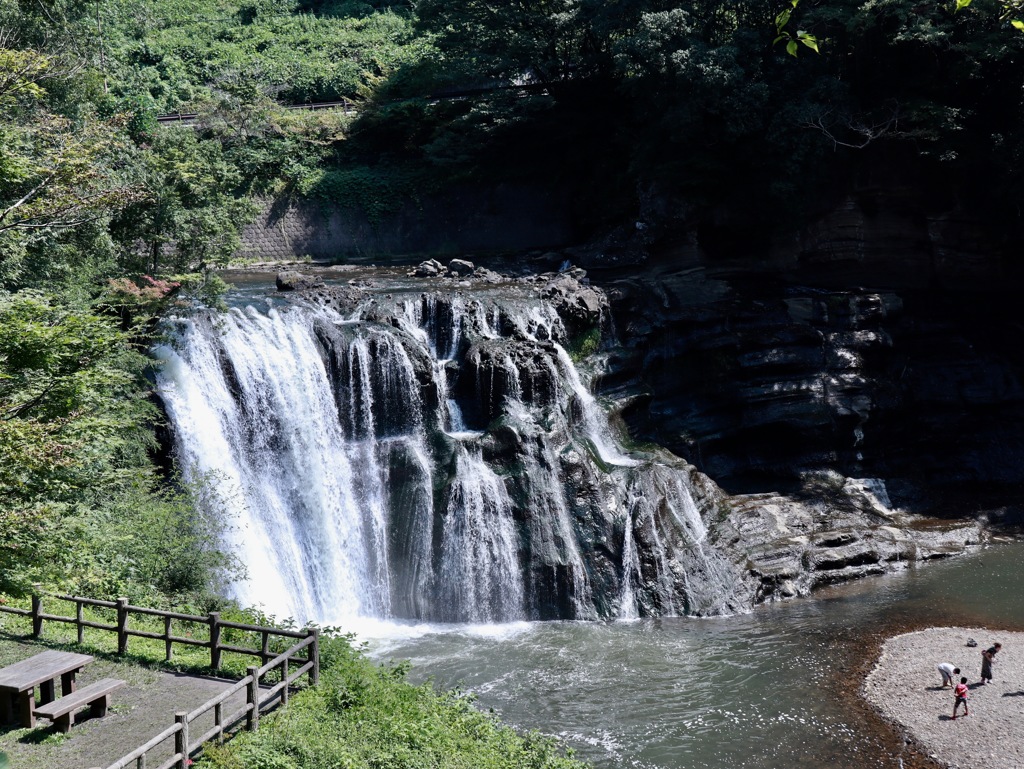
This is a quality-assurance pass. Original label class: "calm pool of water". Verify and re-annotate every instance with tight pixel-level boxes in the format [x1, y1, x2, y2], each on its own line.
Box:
[367, 543, 1024, 769]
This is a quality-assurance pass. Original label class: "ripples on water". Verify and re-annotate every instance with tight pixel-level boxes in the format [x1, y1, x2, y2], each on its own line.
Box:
[367, 544, 1024, 769]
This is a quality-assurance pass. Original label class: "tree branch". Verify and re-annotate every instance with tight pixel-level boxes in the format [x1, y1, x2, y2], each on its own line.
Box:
[804, 107, 903, 150]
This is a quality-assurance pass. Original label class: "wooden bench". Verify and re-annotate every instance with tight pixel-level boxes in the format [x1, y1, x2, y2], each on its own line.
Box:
[34, 678, 126, 733]
[0, 650, 94, 728]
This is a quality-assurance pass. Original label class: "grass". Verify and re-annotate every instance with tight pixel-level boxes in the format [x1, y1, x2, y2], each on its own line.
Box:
[0, 595, 303, 680]
[0, 597, 590, 769]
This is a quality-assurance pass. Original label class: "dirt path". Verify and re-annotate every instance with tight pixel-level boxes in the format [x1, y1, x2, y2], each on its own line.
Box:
[0, 637, 243, 769]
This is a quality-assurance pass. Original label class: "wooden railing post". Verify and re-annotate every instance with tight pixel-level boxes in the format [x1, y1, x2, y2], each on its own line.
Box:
[246, 665, 260, 731]
[116, 597, 129, 655]
[307, 627, 320, 686]
[164, 615, 173, 662]
[282, 656, 289, 705]
[261, 629, 270, 665]
[174, 712, 189, 769]
[76, 600, 84, 645]
[214, 701, 224, 743]
[209, 611, 222, 669]
[31, 592, 43, 638]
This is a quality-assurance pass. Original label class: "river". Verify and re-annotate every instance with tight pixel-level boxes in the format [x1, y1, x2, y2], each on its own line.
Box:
[159, 272, 1022, 767]
[367, 542, 1024, 769]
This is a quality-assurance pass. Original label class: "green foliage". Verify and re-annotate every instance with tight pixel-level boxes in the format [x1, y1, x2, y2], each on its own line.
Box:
[202, 633, 587, 769]
[111, 126, 258, 273]
[102, 0, 424, 112]
[567, 327, 602, 362]
[406, 0, 1024, 238]
[957, 0, 1024, 28]
[0, 291, 151, 591]
[311, 164, 426, 223]
[773, 0, 820, 56]
[0, 0, 434, 288]
[63, 472, 244, 602]
[0, 290, 240, 602]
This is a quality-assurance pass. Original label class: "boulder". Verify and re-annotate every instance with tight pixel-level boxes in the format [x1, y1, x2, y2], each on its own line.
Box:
[276, 271, 324, 292]
[473, 267, 504, 283]
[448, 258, 476, 277]
[413, 259, 444, 277]
[542, 274, 607, 331]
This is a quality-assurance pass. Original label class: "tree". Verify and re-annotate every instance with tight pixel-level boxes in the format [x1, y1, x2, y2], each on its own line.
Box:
[0, 30, 140, 275]
[415, 0, 644, 90]
[110, 127, 256, 273]
[0, 290, 153, 592]
[957, 0, 1024, 29]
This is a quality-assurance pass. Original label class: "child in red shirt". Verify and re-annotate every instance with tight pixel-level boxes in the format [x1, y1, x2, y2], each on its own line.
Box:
[953, 676, 969, 719]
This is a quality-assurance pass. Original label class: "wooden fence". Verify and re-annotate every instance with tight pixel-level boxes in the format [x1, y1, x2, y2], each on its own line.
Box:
[0, 592, 320, 769]
[0, 592, 318, 669]
[95, 634, 317, 769]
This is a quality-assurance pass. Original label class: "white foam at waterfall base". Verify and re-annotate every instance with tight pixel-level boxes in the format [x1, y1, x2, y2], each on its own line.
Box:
[351, 618, 537, 654]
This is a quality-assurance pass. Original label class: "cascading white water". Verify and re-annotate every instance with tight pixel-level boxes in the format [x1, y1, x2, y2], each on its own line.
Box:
[618, 505, 641, 619]
[155, 308, 387, 622]
[155, 283, 742, 625]
[438, 445, 525, 622]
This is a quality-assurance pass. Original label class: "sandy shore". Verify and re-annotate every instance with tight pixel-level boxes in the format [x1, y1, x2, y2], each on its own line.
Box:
[864, 627, 1024, 769]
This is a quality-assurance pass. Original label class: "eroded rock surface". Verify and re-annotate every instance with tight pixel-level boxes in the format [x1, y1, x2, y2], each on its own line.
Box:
[282, 269, 984, 614]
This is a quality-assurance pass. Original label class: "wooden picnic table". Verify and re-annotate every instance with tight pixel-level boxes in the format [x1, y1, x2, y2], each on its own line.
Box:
[0, 650, 94, 728]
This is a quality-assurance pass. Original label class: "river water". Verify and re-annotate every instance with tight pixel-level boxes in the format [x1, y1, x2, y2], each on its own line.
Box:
[367, 543, 1024, 769]
[166, 273, 1023, 767]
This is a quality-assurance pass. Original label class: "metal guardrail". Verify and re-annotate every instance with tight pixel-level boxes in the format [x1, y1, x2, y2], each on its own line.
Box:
[154, 83, 548, 125]
[156, 99, 357, 123]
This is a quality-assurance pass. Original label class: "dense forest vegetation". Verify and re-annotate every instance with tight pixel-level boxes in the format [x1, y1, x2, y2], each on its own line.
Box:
[1, 0, 1023, 764]
[2, 0, 1023, 629]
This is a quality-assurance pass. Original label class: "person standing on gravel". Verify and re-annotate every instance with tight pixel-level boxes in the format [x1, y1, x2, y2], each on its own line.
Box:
[952, 677, 970, 719]
[937, 662, 960, 687]
[980, 642, 1001, 685]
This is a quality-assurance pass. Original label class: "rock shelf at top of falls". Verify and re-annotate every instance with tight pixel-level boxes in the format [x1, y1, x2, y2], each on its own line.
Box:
[154, 265, 983, 627]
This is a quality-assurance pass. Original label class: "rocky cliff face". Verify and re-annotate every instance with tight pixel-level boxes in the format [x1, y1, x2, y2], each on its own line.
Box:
[579, 189, 1024, 526]
[222, 184, 1019, 611]
[269, 263, 986, 610]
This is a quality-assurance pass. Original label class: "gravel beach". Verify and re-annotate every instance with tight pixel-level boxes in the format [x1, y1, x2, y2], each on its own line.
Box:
[864, 627, 1024, 769]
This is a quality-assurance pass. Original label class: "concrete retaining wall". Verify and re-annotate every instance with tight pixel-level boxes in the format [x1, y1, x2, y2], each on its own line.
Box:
[238, 183, 581, 262]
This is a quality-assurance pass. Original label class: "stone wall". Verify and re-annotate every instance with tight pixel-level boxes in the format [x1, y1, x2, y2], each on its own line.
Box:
[238, 183, 580, 262]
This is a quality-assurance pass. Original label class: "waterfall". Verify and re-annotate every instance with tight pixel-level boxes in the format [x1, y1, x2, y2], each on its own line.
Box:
[437, 445, 524, 622]
[618, 506, 641, 620]
[156, 284, 742, 625]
